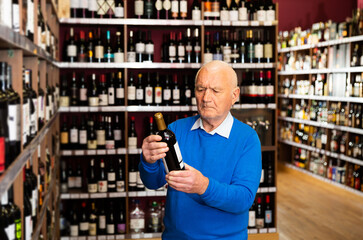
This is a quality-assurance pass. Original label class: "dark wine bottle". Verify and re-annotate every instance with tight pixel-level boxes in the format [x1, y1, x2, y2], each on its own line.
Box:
[115, 72, 125, 106]
[114, 115, 122, 148]
[79, 202, 89, 236]
[154, 112, 185, 173]
[67, 28, 77, 62]
[107, 201, 116, 235]
[107, 159, 116, 192]
[116, 158, 125, 192]
[105, 116, 115, 149]
[88, 159, 97, 193]
[98, 159, 108, 192]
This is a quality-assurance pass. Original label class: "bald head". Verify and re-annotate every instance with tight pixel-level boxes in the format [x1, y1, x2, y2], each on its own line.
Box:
[195, 60, 238, 89]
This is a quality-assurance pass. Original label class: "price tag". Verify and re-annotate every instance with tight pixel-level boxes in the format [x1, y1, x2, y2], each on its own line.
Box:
[257, 104, 266, 108]
[128, 149, 138, 155]
[60, 237, 70, 240]
[260, 187, 268, 193]
[61, 194, 70, 199]
[89, 106, 98, 112]
[221, 21, 230, 26]
[115, 235, 125, 239]
[62, 150, 72, 156]
[194, 20, 203, 25]
[70, 194, 80, 199]
[137, 191, 147, 197]
[79, 106, 89, 112]
[97, 150, 106, 155]
[78, 237, 86, 240]
[131, 234, 141, 239]
[107, 149, 116, 155]
[117, 148, 126, 155]
[268, 228, 277, 233]
[70, 107, 79, 112]
[75, 150, 84, 156]
[264, 63, 274, 68]
[128, 192, 137, 197]
[212, 20, 221, 26]
[143, 233, 153, 238]
[98, 236, 107, 240]
[146, 191, 154, 196]
[109, 192, 124, 198]
[156, 191, 166, 196]
[164, 106, 172, 112]
[91, 193, 107, 198]
[180, 106, 189, 112]
[88, 237, 96, 240]
[70, 237, 78, 240]
[191, 106, 198, 111]
[264, 21, 273, 26]
[250, 20, 259, 26]
[107, 236, 115, 240]
[248, 229, 258, 234]
[259, 228, 268, 234]
[203, 20, 212, 25]
[268, 187, 277, 192]
[87, 150, 96, 155]
[191, 63, 201, 69]
[80, 193, 89, 199]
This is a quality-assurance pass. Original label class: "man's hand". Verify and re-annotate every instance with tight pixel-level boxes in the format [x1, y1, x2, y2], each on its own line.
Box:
[142, 135, 169, 164]
[165, 163, 209, 195]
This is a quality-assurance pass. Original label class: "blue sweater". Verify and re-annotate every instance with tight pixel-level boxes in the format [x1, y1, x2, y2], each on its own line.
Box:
[139, 115, 262, 240]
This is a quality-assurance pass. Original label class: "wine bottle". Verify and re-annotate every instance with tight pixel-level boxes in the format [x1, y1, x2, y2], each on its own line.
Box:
[213, 32, 223, 61]
[23, 168, 33, 240]
[106, 201, 116, 235]
[98, 159, 108, 192]
[78, 31, 87, 62]
[114, 32, 124, 63]
[87, 120, 97, 150]
[203, 0, 212, 20]
[60, 116, 69, 149]
[59, 75, 70, 108]
[128, 76, 136, 106]
[193, 28, 201, 63]
[98, 74, 108, 106]
[105, 116, 115, 149]
[238, 0, 248, 21]
[246, 29, 254, 63]
[171, 0, 179, 19]
[128, 31, 136, 62]
[256, 0, 266, 22]
[116, 158, 125, 192]
[108, 73, 115, 106]
[75, 163, 83, 189]
[231, 31, 240, 63]
[255, 196, 264, 228]
[12, 0, 20, 32]
[26, 0, 34, 41]
[136, 73, 144, 105]
[135, 0, 144, 18]
[88, 159, 98, 193]
[135, 31, 145, 63]
[88, 74, 99, 106]
[88, 0, 98, 18]
[70, 72, 78, 106]
[210, 0, 220, 20]
[185, 28, 193, 63]
[60, 161, 68, 193]
[265, 195, 272, 227]
[107, 159, 116, 192]
[254, 30, 263, 63]
[182, 75, 192, 106]
[89, 201, 97, 236]
[95, 30, 104, 63]
[69, 207, 79, 237]
[191, 0, 201, 20]
[229, 0, 238, 21]
[264, 30, 273, 63]
[248, 199, 256, 228]
[69, 116, 79, 149]
[172, 74, 180, 105]
[154, 73, 162, 106]
[265, 0, 275, 21]
[204, 31, 213, 64]
[145, 31, 154, 63]
[67, 163, 75, 190]
[265, 70, 274, 104]
[117, 203, 126, 233]
[79, 202, 89, 236]
[222, 30, 231, 63]
[67, 28, 77, 62]
[37, 71, 45, 129]
[145, 72, 153, 106]
[180, 0, 188, 19]
[257, 71, 265, 104]
[128, 116, 138, 149]
[115, 72, 125, 105]
[168, 32, 177, 63]
[220, 0, 229, 21]
[144, 0, 154, 19]
[154, 112, 185, 173]
[163, 75, 172, 106]
[104, 30, 114, 62]
[177, 32, 185, 63]
[1, 191, 13, 240]
[96, 116, 106, 149]
[114, 115, 122, 148]
[87, 31, 95, 62]
[239, 30, 246, 63]
[130, 200, 145, 233]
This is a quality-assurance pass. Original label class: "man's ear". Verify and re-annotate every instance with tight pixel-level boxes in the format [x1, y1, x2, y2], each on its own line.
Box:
[231, 87, 240, 105]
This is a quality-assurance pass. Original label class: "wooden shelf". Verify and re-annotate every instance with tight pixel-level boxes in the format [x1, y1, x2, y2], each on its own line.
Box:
[278, 67, 363, 75]
[278, 93, 363, 103]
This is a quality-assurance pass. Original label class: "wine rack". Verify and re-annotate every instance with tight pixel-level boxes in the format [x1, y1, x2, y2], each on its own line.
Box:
[56, 1, 279, 240]
[278, 32, 363, 195]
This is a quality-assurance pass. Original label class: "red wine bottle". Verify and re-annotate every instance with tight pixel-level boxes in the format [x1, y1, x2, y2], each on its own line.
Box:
[154, 112, 185, 173]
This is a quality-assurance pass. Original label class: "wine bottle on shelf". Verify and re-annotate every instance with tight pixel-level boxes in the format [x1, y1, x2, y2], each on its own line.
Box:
[213, 32, 223, 61]
[114, 32, 124, 63]
[154, 73, 163, 106]
[116, 158, 125, 192]
[108, 159, 116, 192]
[87, 119, 97, 150]
[105, 116, 115, 149]
[180, 0, 188, 19]
[75, 163, 83, 189]
[163, 75, 172, 106]
[78, 31, 87, 62]
[106, 0, 115, 18]
[128, 159, 137, 191]
[185, 28, 193, 63]
[265, 70, 274, 104]
[145, 73, 153, 106]
[193, 28, 201, 63]
[255, 30, 263, 63]
[130, 199, 145, 233]
[155, 0, 163, 19]
[95, 30, 105, 63]
[204, 32, 213, 64]
[88, 0, 98, 18]
[60, 116, 69, 149]
[59, 75, 70, 108]
[88, 74, 99, 107]
[246, 29, 254, 63]
[89, 201, 97, 236]
[1, 191, 12, 240]
[88, 159, 97, 193]
[144, 0, 154, 19]
[70, 0, 78, 18]
[8, 186, 21, 239]
[114, 115, 122, 148]
[203, 0, 212, 20]
[172, 74, 180, 105]
[79, 202, 89, 236]
[182, 75, 192, 106]
[108, 73, 115, 106]
[265, 0, 275, 21]
[163, 0, 172, 19]
[135, 0, 144, 18]
[26, 0, 34, 41]
[96, 116, 106, 149]
[98, 159, 108, 193]
[145, 31, 154, 63]
[147, 201, 161, 232]
[211, 0, 220, 20]
[117, 203, 126, 233]
[128, 31, 136, 62]
[12, 0, 20, 32]
[136, 31, 145, 63]
[136, 168, 145, 191]
[231, 31, 240, 63]
[98, 74, 108, 106]
[70, 72, 78, 106]
[107, 201, 116, 235]
[248, 199, 256, 229]
[191, 0, 201, 20]
[147, 116, 156, 136]
[265, 195, 273, 227]
[171, 0, 179, 19]
[239, 0, 248, 21]
[87, 31, 95, 62]
[220, 0, 229, 21]
[154, 112, 185, 173]
[256, 0, 266, 22]
[60, 161, 68, 193]
[255, 196, 264, 228]
[37, 71, 45, 130]
[136, 73, 144, 106]
[128, 116, 138, 149]
[168, 32, 177, 63]
[67, 163, 75, 190]
[24, 70, 37, 141]
[264, 30, 273, 63]
[222, 30, 231, 63]
[67, 28, 77, 62]
[23, 168, 33, 240]
[177, 32, 185, 63]
[104, 30, 114, 63]
[128, 76, 136, 106]
[69, 116, 79, 149]
[69, 207, 79, 237]
[115, 72, 125, 105]
[257, 71, 265, 104]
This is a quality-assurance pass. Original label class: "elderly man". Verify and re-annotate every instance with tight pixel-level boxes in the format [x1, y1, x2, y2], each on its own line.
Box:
[139, 60, 262, 240]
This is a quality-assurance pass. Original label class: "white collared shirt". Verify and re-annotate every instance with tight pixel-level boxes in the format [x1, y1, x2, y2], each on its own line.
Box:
[190, 112, 234, 139]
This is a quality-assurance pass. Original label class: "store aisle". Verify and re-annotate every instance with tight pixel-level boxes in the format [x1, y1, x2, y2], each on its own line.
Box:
[277, 162, 363, 240]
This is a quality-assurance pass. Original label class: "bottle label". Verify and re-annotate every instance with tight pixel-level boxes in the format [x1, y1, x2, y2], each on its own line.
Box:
[117, 223, 126, 233]
[115, 6, 124, 17]
[169, 46, 176, 58]
[136, 43, 146, 53]
[249, 85, 258, 97]
[220, 10, 229, 21]
[128, 86, 136, 100]
[257, 9, 266, 21]
[8, 104, 21, 141]
[174, 141, 184, 169]
[129, 172, 137, 186]
[171, 1, 178, 14]
[266, 9, 275, 21]
[223, 46, 231, 63]
[38, 96, 44, 119]
[97, 0, 108, 15]
[116, 87, 125, 99]
[78, 88, 87, 101]
[128, 137, 137, 149]
[59, 96, 70, 107]
[239, 7, 247, 21]
[75, 176, 82, 188]
[89, 223, 97, 235]
[130, 219, 145, 230]
[136, 88, 144, 100]
[229, 10, 238, 21]
[67, 45, 77, 57]
[27, 0, 34, 33]
[254, 44, 263, 58]
[264, 44, 273, 59]
[180, 1, 187, 14]
[136, 171, 143, 187]
[12, 4, 20, 31]
[70, 0, 79, 8]
[95, 46, 104, 59]
[247, 44, 254, 59]
[99, 215, 106, 229]
[88, 183, 98, 193]
[127, 51, 136, 62]
[192, 9, 201, 20]
[99, 94, 108, 106]
[145, 43, 154, 54]
[70, 129, 78, 143]
[61, 132, 69, 144]
[70, 224, 78, 236]
[108, 87, 115, 105]
[107, 224, 115, 234]
[108, 172, 116, 181]
[204, 53, 213, 64]
[194, 45, 201, 53]
[114, 129, 122, 141]
[266, 85, 274, 96]
[116, 180, 125, 192]
[106, 140, 115, 149]
[178, 45, 185, 57]
[134, 0, 144, 15]
[257, 86, 266, 96]
[256, 218, 264, 228]
[79, 130, 87, 145]
[155, 0, 163, 10]
[173, 89, 180, 102]
[155, 87, 162, 104]
[25, 216, 32, 239]
[203, 2, 212, 17]
[89, 97, 99, 106]
[265, 210, 272, 224]
[185, 89, 191, 98]
[80, 222, 89, 231]
[211, 2, 220, 17]
[213, 53, 223, 61]
[163, 89, 171, 101]
[145, 86, 153, 104]
[96, 130, 106, 145]
[98, 180, 108, 192]
[248, 210, 256, 227]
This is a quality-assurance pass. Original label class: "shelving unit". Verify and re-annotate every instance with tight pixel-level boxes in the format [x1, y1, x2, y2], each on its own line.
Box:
[278, 33, 363, 195]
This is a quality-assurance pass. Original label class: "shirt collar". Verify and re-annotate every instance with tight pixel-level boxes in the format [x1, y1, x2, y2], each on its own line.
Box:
[191, 112, 234, 139]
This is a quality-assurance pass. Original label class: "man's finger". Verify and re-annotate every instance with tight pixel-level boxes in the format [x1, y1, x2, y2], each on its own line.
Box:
[145, 135, 163, 143]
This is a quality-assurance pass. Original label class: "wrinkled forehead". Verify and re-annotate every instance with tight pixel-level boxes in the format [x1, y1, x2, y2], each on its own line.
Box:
[196, 68, 233, 88]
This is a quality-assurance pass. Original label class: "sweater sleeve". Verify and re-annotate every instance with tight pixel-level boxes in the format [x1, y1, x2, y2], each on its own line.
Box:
[199, 131, 262, 214]
[138, 154, 167, 190]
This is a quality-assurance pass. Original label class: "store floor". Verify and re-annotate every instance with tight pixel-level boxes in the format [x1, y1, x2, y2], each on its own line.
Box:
[277, 162, 363, 240]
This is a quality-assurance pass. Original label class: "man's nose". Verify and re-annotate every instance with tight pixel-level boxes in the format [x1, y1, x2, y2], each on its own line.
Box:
[203, 89, 212, 102]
